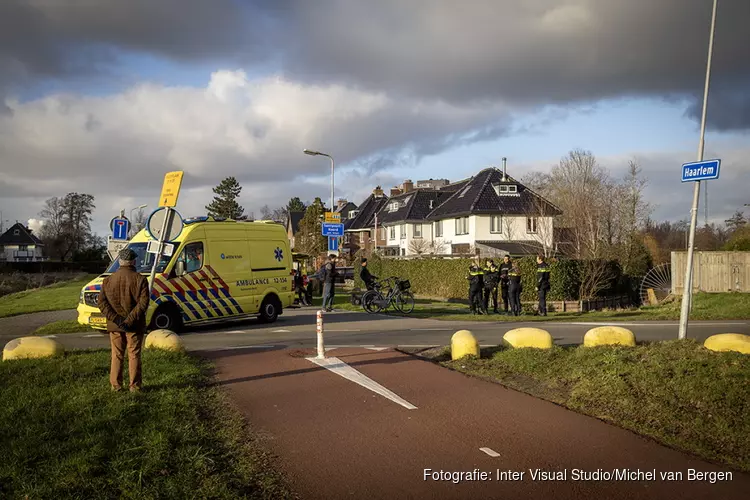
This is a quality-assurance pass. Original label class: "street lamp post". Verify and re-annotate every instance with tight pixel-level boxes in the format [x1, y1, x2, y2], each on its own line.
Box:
[678, 0, 719, 340]
[303, 149, 335, 215]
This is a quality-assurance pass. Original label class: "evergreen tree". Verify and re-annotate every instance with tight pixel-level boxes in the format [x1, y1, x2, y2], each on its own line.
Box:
[296, 197, 328, 257]
[287, 197, 306, 214]
[205, 177, 244, 219]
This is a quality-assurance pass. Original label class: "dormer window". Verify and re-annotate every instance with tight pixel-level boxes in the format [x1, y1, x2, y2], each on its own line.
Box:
[388, 202, 399, 213]
[349, 210, 359, 218]
[493, 183, 518, 195]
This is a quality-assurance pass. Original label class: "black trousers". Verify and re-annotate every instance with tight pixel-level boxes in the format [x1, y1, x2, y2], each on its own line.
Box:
[469, 286, 484, 312]
[483, 287, 498, 311]
[538, 287, 549, 314]
[500, 286, 509, 311]
[509, 286, 522, 315]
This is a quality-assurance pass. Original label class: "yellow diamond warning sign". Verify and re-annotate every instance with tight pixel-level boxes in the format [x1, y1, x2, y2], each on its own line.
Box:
[159, 171, 184, 207]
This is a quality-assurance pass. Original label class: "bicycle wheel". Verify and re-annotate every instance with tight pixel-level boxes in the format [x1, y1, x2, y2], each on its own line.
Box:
[362, 290, 383, 314]
[396, 291, 415, 313]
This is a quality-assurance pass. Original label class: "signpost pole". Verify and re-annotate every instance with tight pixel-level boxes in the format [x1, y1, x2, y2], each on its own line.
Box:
[678, 0, 718, 340]
[148, 207, 171, 291]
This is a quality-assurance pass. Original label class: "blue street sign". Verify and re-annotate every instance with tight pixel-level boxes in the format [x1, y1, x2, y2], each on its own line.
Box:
[681, 159, 720, 182]
[321, 222, 344, 237]
[328, 236, 339, 252]
[111, 218, 130, 240]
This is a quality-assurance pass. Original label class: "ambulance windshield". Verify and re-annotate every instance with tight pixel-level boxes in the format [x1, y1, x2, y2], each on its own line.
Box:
[105, 242, 172, 274]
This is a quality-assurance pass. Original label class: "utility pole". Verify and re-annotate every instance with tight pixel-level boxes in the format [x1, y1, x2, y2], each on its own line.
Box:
[679, 0, 718, 340]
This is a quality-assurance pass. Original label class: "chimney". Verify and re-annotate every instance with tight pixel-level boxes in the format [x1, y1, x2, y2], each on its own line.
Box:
[390, 186, 402, 197]
[401, 179, 414, 193]
[337, 198, 347, 209]
[373, 185, 384, 198]
[502, 157, 508, 181]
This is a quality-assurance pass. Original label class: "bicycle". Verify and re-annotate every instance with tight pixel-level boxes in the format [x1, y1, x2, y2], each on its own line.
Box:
[362, 276, 415, 314]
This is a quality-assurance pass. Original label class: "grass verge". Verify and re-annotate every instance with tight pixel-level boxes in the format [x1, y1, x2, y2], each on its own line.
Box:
[0, 349, 296, 499]
[411, 340, 750, 472]
[313, 292, 750, 322]
[32, 319, 95, 336]
[0, 274, 99, 318]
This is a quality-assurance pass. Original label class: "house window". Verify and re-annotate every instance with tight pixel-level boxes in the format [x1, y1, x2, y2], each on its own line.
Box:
[455, 217, 469, 235]
[434, 220, 443, 238]
[400, 225, 406, 239]
[527, 217, 538, 234]
[14, 229, 20, 235]
[19, 245, 28, 252]
[389, 226, 396, 240]
[508, 185, 517, 193]
[490, 215, 502, 234]
[413, 224, 422, 238]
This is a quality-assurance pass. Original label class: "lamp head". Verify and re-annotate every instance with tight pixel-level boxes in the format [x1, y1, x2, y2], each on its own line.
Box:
[303, 149, 320, 156]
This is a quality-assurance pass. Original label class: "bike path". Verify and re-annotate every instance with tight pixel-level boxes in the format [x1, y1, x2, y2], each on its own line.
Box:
[205, 347, 749, 499]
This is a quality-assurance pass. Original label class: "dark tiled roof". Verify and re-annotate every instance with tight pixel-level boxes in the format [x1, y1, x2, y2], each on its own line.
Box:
[287, 211, 304, 235]
[438, 178, 470, 193]
[334, 202, 358, 219]
[0, 223, 44, 246]
[475, 240, 545, 256]
[426, 168, 562, 220]
[346, 194, 389, 231]
[378, 189, 448, 224]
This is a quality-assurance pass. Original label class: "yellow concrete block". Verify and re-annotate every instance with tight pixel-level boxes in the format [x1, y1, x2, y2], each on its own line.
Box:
[3, 337, 65, 361]
[704, 333, 750, 355]
[145, 329, 184, 352]
[503, 328, 553, 349]
[583, 326, 636, 347]
[451, 330, 479, 360]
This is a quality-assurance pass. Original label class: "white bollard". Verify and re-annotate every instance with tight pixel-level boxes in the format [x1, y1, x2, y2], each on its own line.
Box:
[317, 309, 325, 359]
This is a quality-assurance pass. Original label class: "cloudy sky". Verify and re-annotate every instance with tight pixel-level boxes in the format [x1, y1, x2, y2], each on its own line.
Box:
[1, 0, 749, 238]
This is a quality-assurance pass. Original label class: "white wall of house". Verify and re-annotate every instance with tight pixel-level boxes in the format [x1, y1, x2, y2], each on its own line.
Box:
[384, 222, 435, 255]
[0, 244, 45, 262]
[472, 215, 554, 248]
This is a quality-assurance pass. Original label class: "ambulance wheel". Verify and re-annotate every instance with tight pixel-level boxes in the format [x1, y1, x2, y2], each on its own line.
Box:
[151, 305, 184, 333]
[259, 296, 280, 323]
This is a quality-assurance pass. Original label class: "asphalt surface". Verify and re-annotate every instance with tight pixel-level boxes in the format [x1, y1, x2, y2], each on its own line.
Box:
[206, 346, 750, 499]
[3, 307, 748, 352]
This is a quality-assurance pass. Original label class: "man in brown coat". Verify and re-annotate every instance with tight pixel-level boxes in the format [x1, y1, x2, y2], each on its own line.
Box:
[98, 248, 151, 392]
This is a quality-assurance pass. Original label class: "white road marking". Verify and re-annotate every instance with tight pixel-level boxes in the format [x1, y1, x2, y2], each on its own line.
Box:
[43, 335, 57, 338]
[480, 447, 501, 457]
[567, 322, 747, 326]
[366, 347, 389, 351]
[84, 334, 104, 338]
[207, 345, 276, 351]
[272, 329, 291, 333]
[224, 330, 247, 334]
[307, 356, 417, 410]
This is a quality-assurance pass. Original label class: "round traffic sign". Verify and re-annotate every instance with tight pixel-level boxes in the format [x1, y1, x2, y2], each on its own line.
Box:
[110, 216, 129, 231]
[146, 207, 183, 242]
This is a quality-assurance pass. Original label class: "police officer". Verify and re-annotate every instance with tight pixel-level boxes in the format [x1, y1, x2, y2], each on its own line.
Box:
[508, 264, 523, 316]
[536, 254, 551, 316]
[482, 259, 499, 313]
[466, 263, 485, 314]
[498, 255, 513, 314]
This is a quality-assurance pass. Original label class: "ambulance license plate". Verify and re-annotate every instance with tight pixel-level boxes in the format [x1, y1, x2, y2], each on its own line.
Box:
[89, 316, 107, 326]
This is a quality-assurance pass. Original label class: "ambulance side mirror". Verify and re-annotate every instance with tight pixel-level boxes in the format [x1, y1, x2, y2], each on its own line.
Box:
[175, 261, 185, 276]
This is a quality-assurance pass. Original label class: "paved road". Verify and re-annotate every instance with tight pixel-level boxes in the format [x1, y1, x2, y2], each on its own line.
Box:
[206, 346, 750, 499]
[0, 309, 77, 338]
[4, 308, 748, 352]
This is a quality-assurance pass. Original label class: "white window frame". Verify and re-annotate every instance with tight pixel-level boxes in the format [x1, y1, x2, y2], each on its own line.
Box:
[434, 220, 443, 238]
[455, 217, 469, 235]
[413, 224, 422, 238]
[400, 224, 406, 239]
[389, 226, 396, 240]
[490, 215, 502, 234]
[526, 216, 538, 234]
[508, 185, 517, 193]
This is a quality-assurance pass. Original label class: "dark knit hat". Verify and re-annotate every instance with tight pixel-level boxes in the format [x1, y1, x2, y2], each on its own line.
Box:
[119, 248, 137, 261]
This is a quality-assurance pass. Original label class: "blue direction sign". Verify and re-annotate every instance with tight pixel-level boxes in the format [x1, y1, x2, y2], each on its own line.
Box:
[681, 159, 720, 182]
[111, 217, 130, 240]
[321, 222, 344, 237]
[328, 236, 339, 252]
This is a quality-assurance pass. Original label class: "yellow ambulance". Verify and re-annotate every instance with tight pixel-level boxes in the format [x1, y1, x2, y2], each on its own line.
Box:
[77, 217, 294, 333]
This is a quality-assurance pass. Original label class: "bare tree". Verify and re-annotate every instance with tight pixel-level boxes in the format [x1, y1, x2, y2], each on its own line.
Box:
[408, 238, 430, 255]
[260, 205, 273, 220]
[579, 259, 614, 300]
[429, 238, 447, 254]
[39, 193, 96, 261]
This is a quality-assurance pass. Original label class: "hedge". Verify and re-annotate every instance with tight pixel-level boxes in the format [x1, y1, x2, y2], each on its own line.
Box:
[354, 254, 629, 302]
[0, 261, 109, 274]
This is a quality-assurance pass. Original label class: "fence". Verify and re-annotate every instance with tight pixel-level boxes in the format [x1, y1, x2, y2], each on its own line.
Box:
[671, 251, 750, 294]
